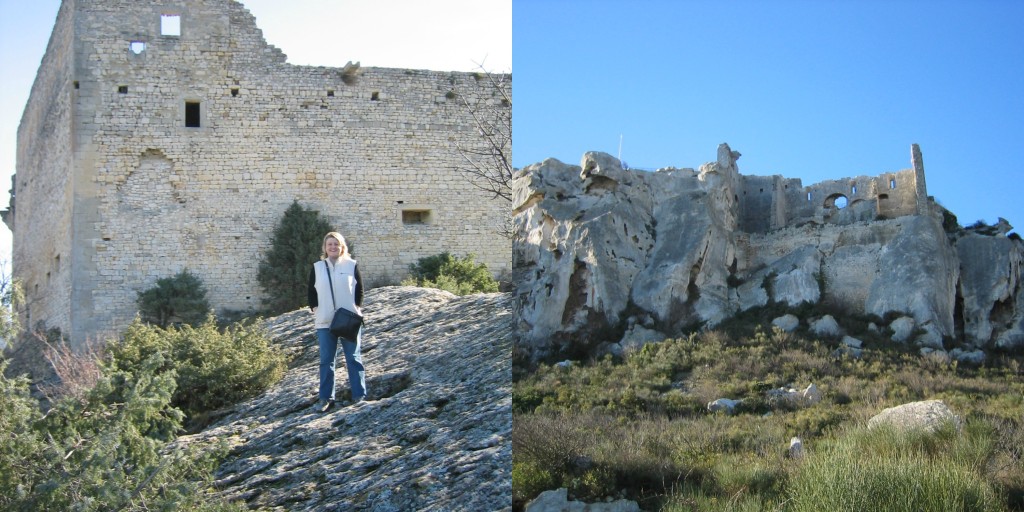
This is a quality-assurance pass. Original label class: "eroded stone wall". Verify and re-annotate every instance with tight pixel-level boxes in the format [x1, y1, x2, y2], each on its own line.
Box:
[12, 0, 510, 344]
[11, 0, 77, 335]
[736, 166, 924, 234]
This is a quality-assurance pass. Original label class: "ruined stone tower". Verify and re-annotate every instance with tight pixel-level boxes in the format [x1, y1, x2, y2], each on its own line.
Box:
[4, 0, 511, 344]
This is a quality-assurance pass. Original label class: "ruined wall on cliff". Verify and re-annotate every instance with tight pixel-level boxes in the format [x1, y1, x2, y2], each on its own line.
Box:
[513, 144, 1023, 359]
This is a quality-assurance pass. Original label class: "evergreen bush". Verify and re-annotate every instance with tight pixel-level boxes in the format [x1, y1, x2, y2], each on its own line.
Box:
[137, 269, 211, 328]
[402, 252, 499, 295]
[258, 200, 334, 315]
[106, 316, 286, 426]
[0, 358, 244, 511]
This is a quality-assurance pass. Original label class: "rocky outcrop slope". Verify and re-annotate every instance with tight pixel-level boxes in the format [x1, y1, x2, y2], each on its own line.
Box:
[512, 145, 1024, 359]
[172, 286, 512, 511]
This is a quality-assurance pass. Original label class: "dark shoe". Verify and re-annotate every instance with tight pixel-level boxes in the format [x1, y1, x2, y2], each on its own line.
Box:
[315, 399, 334, 412]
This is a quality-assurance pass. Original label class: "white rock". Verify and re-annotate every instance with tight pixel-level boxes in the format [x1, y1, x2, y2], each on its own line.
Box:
[802, 383, 821, 404]
[618, 325, 665, 354]
[771, 314, 800, 332]
[868, 400, 962, 433]
[841, 336, 863, 349]
[708, 398, 742, 414]
[889, 316, 916, 343]
[525, 488, 641, 512]
[789, 437, 804, 459]
[950, 348, 986, 365]
[810, 315, 841, 337]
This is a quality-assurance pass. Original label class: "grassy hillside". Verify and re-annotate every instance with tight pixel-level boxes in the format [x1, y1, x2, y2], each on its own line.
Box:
[512, 306, 1024, 511]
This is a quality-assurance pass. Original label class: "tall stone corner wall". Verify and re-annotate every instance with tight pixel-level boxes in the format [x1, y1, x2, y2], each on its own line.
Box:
[10, 0, 78, 339]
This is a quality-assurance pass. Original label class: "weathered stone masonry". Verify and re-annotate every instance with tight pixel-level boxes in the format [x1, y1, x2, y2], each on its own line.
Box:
[5, 0, 511, 344]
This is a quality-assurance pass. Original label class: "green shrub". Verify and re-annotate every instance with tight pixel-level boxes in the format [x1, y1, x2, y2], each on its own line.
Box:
[512, 460, 558, 507]
[258, 200, 334, 315]
[137, 269, 211, 328]
[402, 252, 499, 295]
[107, 316, 286, 426]
[0, 358, 243, 511]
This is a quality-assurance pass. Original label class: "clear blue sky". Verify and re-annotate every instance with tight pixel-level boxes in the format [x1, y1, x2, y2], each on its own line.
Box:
[0, 0, 511, 264]
[513, 0, 1024, 233]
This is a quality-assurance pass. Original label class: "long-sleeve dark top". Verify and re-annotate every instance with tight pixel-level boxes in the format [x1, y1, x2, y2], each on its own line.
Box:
[307, 262, 363, 310]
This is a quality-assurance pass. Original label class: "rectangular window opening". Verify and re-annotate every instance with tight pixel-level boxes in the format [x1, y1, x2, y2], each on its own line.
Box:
[371, 91, 380, 101]
[185, 101, 201, 127]
[807, 191, 812, 201]
[130, 41, 146, 54]
[890, 179, 896, 189]
[161, 14, 181, 36]
[118, 85, 128, 94]
[327, 89, 335, 97]
[852, 185, 857, 195]
[73, 81, 79, 89]
[230, 87, 239, 97]
[402, 209, 432, 225]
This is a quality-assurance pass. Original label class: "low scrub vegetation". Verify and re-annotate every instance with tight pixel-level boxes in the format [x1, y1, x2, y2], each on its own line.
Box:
[106, 316, 287, 429]
[513, 308, 1024, 511]
[0, 314, 286, 510]
[402, 252, 499, 295]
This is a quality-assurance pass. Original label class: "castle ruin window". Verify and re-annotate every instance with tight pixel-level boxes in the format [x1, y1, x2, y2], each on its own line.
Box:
[118, 85, 128, 94]
[161, 14, 181, 36]
[371, 91, 380, 101]
[230, 87, 239, 97]
[890, 179, 896, 189]
[807, 192, 812, 201]
[851, 185, 857, 195]
[401, 209, 433, 225]
[129, 41, 146, 54]
[824, 193, 848, 210]
[185, 101, 201, 127]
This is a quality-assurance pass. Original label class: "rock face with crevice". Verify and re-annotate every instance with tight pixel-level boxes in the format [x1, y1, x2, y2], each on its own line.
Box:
[171, 286, 512, 511]
[513, 144, 1024, 359]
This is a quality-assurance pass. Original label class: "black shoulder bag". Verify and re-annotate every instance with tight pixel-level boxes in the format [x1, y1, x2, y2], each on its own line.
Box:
[324, 260, 364, 342]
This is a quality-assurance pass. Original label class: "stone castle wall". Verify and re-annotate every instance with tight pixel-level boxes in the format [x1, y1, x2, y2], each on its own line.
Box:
[736, 166, 924, 234]
[11, 0, 78, 335]
[11, 0, 510, 344]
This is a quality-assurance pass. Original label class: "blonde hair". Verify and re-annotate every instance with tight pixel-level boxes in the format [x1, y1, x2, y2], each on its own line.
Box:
[321, 232, 349, 259]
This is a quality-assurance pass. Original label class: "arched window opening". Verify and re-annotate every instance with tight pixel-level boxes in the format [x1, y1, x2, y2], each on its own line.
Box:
[824, 193, 848, 210]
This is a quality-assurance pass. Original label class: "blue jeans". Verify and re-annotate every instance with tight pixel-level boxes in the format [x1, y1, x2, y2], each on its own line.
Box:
[317, 327, 367, 402]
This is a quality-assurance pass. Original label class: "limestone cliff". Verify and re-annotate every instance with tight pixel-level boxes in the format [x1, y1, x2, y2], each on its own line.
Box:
[172, 287, 512, 511]
[513, 144, 1023, 359]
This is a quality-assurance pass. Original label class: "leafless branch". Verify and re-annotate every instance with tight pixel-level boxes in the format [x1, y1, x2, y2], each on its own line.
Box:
[448, 66, 513, 238]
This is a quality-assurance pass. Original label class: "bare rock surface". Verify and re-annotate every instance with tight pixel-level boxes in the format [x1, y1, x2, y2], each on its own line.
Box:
[513, 145, 1024, 359]
[171, 286, 512, 511]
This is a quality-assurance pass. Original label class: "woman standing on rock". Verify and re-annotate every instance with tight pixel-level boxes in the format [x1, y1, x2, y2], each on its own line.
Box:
[307, 232, 367, 412]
